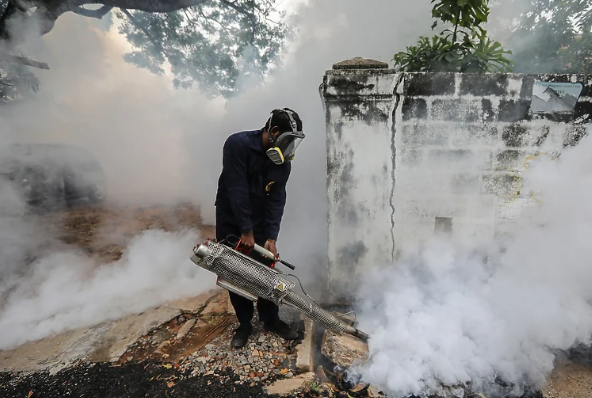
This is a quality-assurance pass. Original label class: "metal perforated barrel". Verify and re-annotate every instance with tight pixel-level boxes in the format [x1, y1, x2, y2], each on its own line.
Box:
[191, 241, 368, 340]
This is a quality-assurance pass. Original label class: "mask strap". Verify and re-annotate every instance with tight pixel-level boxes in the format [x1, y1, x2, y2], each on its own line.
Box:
[282, 108, 298, 133]
[266, 111, 274, 132]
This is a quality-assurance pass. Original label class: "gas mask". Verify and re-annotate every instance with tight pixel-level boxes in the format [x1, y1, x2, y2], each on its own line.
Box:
[266, 109, 305, 165]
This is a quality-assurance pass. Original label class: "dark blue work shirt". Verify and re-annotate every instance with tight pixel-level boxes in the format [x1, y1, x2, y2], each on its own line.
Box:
[215, 129, 291, 242]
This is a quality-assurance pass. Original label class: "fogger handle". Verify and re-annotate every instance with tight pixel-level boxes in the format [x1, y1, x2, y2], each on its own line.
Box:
[252, 243, 274, 260]
[253, 244, 296, 270]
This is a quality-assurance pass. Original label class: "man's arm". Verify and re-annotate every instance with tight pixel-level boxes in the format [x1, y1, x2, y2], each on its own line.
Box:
[223, 135, 253, 235]
[265, 163, 291, 242]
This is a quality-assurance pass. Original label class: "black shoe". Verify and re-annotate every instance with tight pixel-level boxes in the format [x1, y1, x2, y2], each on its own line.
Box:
[264, 319, 299, 340]
[231, 325, 252, 349]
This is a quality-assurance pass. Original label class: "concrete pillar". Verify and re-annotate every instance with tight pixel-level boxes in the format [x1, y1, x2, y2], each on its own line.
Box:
[321, 57, 398, 304]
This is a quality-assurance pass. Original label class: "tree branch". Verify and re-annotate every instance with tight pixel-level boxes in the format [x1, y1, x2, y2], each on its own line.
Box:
[195, 5, 227, 32]
[219, 0, 251, 15]
[80, 0, 210, 13]
[70, 5, 113, 19]
[0, 0, 261, 53]
[3, 54, 49, 69]
[219, 0, 257, 44]
[121, 8, 163, 52]
[0, 0, 211, 43]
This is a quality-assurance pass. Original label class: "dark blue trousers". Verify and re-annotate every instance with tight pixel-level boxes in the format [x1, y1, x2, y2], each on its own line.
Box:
[216, 218, 280, 328]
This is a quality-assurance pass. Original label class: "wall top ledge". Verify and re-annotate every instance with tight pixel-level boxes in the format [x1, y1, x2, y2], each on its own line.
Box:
[332, 57, 390, 70]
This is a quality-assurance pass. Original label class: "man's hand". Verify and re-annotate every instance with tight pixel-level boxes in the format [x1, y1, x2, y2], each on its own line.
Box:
[240, 231, 255, 249]
[264, 239, 279, 261]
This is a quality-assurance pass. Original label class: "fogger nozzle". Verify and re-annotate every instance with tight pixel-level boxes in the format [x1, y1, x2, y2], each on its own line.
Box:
[190, 241, 369, 342]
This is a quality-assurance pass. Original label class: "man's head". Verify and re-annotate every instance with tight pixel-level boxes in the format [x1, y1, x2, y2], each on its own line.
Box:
[263, 108, 305, 165]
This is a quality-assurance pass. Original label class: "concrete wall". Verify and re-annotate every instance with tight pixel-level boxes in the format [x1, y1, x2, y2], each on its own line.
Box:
[322, 58, 592, 303]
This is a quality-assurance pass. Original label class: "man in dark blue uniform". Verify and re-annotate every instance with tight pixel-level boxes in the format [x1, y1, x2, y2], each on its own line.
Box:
[215, 108, 305, 348]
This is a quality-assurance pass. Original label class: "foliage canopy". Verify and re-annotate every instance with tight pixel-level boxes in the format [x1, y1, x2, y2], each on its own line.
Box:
[394, 0, 513, 73]
[506, 0, 592, 74]
[117, 0, 287, 98]
[0, 0, 287, 102]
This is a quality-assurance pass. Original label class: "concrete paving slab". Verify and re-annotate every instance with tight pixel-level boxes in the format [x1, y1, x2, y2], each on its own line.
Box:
[0, 306, 180, 373]
[321, 329, 368, 368]
[88, 306, 181, 362]
[166, 288, 223, 314]
[265, 372, 315, 396]
[0, 325, 101, 373]
[296, 315, 314, 372]
[176, 319, 197, 340]
[200, 293, 228, 317]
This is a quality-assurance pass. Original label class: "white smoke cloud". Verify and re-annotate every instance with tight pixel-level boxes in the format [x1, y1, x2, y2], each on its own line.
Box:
[0, 229, 215, 350]
[354, 133, 592, 397]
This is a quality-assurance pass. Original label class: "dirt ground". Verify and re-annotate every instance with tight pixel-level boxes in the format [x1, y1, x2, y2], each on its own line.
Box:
[42, 200, 216, 263]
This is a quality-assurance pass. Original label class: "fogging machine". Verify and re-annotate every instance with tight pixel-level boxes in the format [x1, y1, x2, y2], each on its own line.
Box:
[189, 238, 369, 342]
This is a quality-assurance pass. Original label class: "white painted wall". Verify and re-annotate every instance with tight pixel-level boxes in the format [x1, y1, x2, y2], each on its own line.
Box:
[322, 66, 592, 303]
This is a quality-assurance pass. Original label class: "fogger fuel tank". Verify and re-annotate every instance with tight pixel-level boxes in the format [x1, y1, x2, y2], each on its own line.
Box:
[190, 240, 369, 342]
